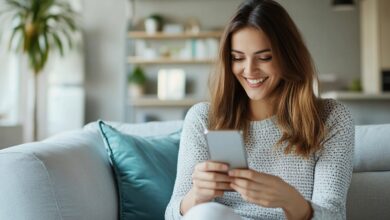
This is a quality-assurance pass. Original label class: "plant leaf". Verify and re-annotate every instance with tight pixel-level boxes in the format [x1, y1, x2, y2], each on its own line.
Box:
[51, 33, 63, 56]
[5, 0, 29, 11]
[61, 30, 73, 49]
[61, 15, 78, 32]
[8, 24, 24, 50]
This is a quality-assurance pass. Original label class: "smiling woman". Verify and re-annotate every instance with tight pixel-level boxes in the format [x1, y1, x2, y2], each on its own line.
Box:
[165, 0, 354, 220]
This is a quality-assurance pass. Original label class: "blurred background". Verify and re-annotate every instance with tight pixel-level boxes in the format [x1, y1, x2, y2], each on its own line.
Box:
[0, 0, 389, 148]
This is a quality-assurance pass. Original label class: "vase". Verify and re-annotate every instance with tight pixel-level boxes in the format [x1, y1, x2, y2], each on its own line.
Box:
[128, 84, 145, 98]
[144, 18, 158, 35]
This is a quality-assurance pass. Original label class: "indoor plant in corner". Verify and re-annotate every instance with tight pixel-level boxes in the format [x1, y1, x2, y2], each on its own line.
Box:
[0, 0, 78, 140]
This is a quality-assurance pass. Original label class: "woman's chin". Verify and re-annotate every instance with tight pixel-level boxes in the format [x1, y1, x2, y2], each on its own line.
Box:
[247, 93, 266, 101]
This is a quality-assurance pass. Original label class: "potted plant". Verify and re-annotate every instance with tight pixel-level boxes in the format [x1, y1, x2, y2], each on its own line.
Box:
[128, 66, 147, 98]
[144, 14, 163, 34]
[0, 0, 79, 140]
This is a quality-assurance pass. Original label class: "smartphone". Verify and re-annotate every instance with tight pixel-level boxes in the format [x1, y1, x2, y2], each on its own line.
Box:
[204, 129, 248, 170]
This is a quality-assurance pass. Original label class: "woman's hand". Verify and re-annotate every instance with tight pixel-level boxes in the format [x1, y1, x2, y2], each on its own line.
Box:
[180, 161, 233, 215]
[228, 169, 312, 220]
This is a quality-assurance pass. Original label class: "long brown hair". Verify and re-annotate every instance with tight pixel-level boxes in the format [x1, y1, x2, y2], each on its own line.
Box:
[209, 0, 327, 158]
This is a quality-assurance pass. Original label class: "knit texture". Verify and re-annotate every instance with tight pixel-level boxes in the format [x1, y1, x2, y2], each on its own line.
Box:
[165, 99, 354, 220]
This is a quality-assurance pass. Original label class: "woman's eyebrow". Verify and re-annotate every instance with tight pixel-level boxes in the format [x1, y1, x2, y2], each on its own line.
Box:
[231, 49, 271, 54]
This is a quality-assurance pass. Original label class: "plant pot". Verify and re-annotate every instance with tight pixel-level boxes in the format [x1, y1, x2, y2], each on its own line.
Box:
[144, 18, 158, 34]
[128, 84, 145, 98]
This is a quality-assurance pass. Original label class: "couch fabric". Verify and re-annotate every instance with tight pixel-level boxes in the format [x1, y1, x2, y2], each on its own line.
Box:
[0, 121, 389, 220]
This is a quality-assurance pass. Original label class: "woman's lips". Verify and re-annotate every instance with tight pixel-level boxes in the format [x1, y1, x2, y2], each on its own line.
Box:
[245, 76, 269, 88]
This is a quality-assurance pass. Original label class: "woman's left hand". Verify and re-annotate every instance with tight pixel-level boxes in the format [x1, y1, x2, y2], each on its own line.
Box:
[228, 169, 312, 220]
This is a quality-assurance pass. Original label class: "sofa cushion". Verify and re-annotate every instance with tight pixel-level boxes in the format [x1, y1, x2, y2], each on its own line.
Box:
[354, 124, 390, 172]
[347, 171, 390, 220]
[98, 120, 181, 220]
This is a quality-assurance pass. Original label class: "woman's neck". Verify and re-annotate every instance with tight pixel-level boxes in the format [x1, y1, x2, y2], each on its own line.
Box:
[249, 98, 277, 121]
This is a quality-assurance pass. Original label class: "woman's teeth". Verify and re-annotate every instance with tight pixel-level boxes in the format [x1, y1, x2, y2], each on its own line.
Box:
[246, 77, 268, 84]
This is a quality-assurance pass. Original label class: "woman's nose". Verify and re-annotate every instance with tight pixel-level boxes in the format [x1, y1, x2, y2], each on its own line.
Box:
[243, 59, 257, 75]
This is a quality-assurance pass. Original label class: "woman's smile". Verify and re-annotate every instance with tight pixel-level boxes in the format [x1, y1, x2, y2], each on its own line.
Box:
[244, 76, 269, 88]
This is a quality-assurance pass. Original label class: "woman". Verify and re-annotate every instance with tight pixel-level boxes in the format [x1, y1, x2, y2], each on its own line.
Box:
[165, 0, 354, 219]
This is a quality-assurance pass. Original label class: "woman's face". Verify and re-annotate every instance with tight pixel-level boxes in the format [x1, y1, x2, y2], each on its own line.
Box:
[231, 27, 281, 103]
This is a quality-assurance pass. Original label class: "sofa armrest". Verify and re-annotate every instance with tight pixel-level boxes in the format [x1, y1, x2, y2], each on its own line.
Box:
[0, 129, 118, 220]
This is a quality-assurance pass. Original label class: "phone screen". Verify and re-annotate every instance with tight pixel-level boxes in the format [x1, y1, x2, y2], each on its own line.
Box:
[204, 130, 248, 169]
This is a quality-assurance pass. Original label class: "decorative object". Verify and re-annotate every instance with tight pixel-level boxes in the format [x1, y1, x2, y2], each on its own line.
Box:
[185, 17, 200, 34]
[1, 0, 78, 140]
[163, 24, 184, 34]
[157, 69, 186, 100]
[128, 66, 147, 98]
[98, 121, 181, 220]
[144, 14, 163, 34]
[332, 0, 355, 11]
[348, 78, 362, 92]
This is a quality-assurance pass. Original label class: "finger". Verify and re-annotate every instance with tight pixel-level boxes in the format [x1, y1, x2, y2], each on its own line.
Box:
[230, 182, 260, 200]
[230, 183, 279, 208]
[193, 179, 233, 190]
[230, 180, 279, 200]
[196, 161, 229, 172]
[228, 169, 272, 184]
[193, 171, 232, 182]
[231, 177, 263, 191]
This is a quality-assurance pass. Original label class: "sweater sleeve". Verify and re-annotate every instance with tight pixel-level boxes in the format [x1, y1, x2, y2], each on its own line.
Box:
[165, 103, 210, 220]
[310, 101, 355, 220]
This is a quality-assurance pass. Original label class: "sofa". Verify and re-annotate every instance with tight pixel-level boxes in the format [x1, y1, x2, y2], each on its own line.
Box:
[0, 120, 389, 220]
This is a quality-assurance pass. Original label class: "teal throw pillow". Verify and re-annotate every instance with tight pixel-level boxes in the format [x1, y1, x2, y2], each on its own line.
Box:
[98, 121, 181, 220]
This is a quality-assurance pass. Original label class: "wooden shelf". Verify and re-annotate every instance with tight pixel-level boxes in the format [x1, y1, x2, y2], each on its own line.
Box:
[322, 91, 390, 100]
[128, 57, 215, 64]
[128, 31, 223, 39]
[130, 96, 206, 107]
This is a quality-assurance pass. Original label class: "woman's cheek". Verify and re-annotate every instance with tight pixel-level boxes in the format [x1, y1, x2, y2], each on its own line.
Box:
[232, 63, 242, 76]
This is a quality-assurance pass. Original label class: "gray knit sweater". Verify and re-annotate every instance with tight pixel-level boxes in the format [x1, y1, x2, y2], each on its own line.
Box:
[165, 99, 354, 220]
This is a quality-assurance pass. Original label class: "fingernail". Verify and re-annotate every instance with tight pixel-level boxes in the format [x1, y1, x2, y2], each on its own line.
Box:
[223, 165, 229, 170]
[228, 171, 233, 176]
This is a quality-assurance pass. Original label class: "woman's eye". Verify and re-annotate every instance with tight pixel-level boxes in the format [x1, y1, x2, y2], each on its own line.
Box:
[232, 56, 244, 61]
[258, 56, 272, 61]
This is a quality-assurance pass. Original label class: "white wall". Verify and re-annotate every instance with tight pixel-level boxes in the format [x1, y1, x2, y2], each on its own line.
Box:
[82, 0, 127, 123]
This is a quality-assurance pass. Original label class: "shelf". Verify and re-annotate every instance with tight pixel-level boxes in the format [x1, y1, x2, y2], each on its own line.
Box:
[130, 96, 205, 107]
[128, 31, 223, 39]
[127, 57, 215, 64]
[322, 91, 390, 100]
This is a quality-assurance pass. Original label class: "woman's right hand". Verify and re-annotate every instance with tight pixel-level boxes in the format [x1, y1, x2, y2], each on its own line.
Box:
[180, 161, 233, 215]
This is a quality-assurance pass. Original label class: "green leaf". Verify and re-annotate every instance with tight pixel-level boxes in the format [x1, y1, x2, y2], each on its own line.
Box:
[27, 41, 38, 74]
[61, 30, 73, 49]
[31, 0, 41, 22]
[5, 0, 29, 11]
[8, 24, 24, 50]
[41, 33, 50, 69]
[61, 15, 78, 32]
[39, 0, 55, 14]
[23, 29, 31, 53]
[51, 33, 63, 56]
[43, 14, 60, 22]
[35, 36, 47, 72]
